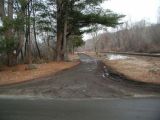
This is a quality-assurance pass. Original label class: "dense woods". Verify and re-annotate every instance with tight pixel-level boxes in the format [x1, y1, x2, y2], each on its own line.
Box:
[84, 21, 160, 53]
[0, 0, 122, 66]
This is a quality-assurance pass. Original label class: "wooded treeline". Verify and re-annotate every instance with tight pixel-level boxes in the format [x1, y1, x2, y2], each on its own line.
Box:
[0, 0, 123, 66]
[84, 21, 160, 53]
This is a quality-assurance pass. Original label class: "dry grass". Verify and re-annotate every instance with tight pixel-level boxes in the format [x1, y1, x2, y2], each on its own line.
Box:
[104, 56, 160, 84]
[86, 52, 160, 84]
[0, 61, 79, 86]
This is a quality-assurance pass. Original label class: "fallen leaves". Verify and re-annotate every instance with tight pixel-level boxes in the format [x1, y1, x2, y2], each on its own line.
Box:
[0, 61, 79, 86]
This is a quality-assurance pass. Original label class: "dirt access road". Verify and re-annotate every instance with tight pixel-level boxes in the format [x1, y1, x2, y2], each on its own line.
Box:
[0, 53, 160, 98]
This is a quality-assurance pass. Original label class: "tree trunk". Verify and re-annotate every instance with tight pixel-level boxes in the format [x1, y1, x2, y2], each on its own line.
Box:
[63, 18, 68, 61]
[27, 2, 32, 64]
[56, 0, 64, 61]
[16, 31, 25, 60]
[15, 1, 26, 63]
[0, 0, 5, 18]
[8, 0, 13, 18]
[56, 30, 63, 61]
[25, 1, 32, 64]
[32, 2, 41, 59]
[56, 0, 69, 61]
[7, 0, 15, 66]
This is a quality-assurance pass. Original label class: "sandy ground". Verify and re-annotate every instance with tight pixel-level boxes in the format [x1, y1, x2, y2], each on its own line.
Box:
[0, 59, 79, 86]
[86, 52, 160, 84]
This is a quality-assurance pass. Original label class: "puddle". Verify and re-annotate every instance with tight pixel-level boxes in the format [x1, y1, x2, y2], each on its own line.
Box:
[80, 59, 97, 64]
[106, 54, 129, 60]
[80, 59, 94, 63]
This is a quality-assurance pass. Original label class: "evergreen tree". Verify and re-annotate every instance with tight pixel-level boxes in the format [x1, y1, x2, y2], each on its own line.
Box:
[55, 0, 124, 61]
[0, 0, 124, 65]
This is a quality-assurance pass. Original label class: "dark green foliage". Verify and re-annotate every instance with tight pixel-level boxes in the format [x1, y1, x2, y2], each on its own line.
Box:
[0, 36, 17, 53]
[0, 16, 24, 32]
[14, 17, 25, 31]
[0, 16, 20, 54]
[18, 0, 28, 10]
[68, 35, 85, 52]
[0, 0, 125, 63]
[32, 1, 55, 33]
[65, 0, 125, 37]
[32, 2, 47, 11]
[70, 35, 85, 48]
[54, 0, 124, 60]
[1, 17, 13, 32]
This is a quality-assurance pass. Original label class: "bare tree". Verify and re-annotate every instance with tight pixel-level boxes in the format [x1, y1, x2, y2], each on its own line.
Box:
[86, 20, 160, 53]
[90, 25, 100, 56]
[32, 0, 41, 59]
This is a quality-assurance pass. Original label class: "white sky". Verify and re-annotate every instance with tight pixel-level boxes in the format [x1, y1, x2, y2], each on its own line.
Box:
[101, 0, 160, 23]
[0, 0, 159, 39]
[83, 0, 160, 40]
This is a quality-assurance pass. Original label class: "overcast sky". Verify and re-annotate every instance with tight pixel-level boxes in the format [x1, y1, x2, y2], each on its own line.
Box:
[101, 0, 160, 23]
[1, 0, 159, 40]
[84, 0, 160, 40]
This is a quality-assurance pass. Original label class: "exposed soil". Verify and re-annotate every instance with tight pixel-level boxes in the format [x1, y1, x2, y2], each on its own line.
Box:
[0, 54, 159, 98]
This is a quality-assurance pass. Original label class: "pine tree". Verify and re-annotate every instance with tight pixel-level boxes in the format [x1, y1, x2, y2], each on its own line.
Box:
[55, 0, 124, 61]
